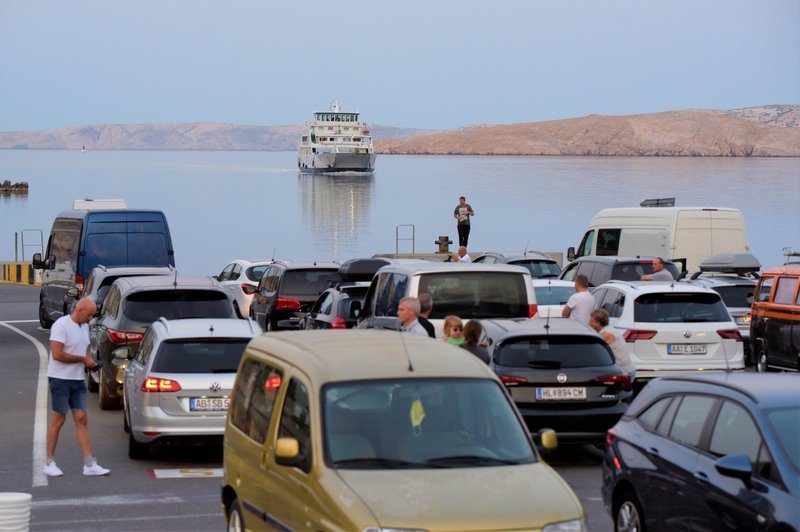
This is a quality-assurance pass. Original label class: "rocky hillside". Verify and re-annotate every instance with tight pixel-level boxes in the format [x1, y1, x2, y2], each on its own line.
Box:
[0, 123, 430, 151]
[376, 107, 800, 157]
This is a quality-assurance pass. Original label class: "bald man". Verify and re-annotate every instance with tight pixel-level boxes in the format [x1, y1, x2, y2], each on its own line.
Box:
[44, 298, 110, 477]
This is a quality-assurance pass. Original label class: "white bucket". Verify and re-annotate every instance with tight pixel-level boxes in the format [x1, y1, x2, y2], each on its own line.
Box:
[0, 492, 32, 532]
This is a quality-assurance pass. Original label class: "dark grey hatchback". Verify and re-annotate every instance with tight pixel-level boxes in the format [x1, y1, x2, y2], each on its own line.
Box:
[602, 373, 800, 532]
[483, 317, 633, 444]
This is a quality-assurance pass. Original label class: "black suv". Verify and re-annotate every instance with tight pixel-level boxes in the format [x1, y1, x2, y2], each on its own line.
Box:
[558, 256, 681, 288]
[88, 275, 236, 409]
[249, 261, 341, 331]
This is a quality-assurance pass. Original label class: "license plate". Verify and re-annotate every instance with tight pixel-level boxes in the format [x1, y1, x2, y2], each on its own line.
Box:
[735, 316, 751, 326]
[668, 344, 708, 354]
[190, 397, 230, 412]
[536, 387, 587, 400]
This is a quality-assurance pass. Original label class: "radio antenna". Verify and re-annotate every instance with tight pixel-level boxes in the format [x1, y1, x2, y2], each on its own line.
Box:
[396, 325, 414, 372]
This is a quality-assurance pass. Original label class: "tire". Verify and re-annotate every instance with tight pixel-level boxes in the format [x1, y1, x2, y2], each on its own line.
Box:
[38, 302, 53, 329]
[98, 368, 122, 410]
[615, 489, 646, 532]
[756, 349, 770, 373]
[128, 432, 149, 460]
[226, 497, 245, 532]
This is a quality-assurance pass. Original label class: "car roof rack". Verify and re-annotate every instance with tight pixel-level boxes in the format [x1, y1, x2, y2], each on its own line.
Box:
[640, 197, 675, 207]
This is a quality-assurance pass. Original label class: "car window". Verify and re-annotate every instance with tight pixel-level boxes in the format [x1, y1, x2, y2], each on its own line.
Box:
[512, 259, 561, 278]
[278, 378, 311, 472]
[708, 400, 761, 463]
[151, 339, 249, 373]
[421, 272, 529, 319]
[533, 285, 575, 306]
[219, 264, 234, 281]
[281, 269, 341, 297]
[376, 273, 409, 317]
[124, 290, 232, 322]
[247, 264, 270, 283]
[576, 261, 597, 286]
[611, 263, 644, 282]
[84, 273, 98, 298]
[495, 336, 614, 368]
[103, 286, 121, 319]
[596, 229, 621, 256]
[712, 284, 755, 308]
[229, 359, 283, 444]
[638, 396, 673, 430]
[599, 289, 625, 318]
[560, 263, 578, 282]
[136, 328, 156, 365]
[633, 292, 730, 323]
[577, 230, 594, 258]
[754, 276, 774, 303]
[668, 395, 717, 448]
[766, 406, 800, 471]
[773, 276, 799, 305]
[230, 264, 242, 281]
[589, 262, 612, 287]
[655, 394, 681, 435]
[317, 291, 335, 314]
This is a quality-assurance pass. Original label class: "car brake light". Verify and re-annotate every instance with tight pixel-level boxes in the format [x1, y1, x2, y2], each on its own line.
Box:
[606, 427, 617, 447]
[142, 377, 182, 392]
[241, 283, 258, 295]
[717, 328, 743, 341]
[108, 330, 144, 343]
[499, 375, 528, 385]
[275, 297, 301, 311]
[595, 374, 632, 392]
[330, 316, 347, 329]
[528, 304, 538, 319]
[623, 329, 657, 342]
[75, 275, 84, 297]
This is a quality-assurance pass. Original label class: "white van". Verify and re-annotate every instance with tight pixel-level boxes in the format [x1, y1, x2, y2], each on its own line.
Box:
[568, 206, 750, 273]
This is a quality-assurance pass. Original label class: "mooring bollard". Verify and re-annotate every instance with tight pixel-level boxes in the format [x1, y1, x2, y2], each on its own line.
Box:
[435, 235, 453, 254]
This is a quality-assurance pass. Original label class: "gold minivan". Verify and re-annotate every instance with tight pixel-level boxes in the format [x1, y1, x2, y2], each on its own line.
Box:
[221, 330, 586, 531]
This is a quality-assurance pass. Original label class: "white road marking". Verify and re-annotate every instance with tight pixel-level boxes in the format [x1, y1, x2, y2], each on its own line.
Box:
[151, 468, 223, 479]
[33, 494, 185, 508]
[0, 321, 49, 487]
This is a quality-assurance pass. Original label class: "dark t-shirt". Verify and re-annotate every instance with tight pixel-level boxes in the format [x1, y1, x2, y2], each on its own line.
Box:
[454, 203, 473, 226]
[418, 316, 436, 338]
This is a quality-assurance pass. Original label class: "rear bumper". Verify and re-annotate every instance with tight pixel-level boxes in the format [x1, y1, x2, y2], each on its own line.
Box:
[517, 402, 629, 443]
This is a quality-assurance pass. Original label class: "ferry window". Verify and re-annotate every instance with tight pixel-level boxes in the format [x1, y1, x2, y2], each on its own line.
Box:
[354, 137, 361, 142]
[755, 276, 775, 303]
[774, 277, 799, 305]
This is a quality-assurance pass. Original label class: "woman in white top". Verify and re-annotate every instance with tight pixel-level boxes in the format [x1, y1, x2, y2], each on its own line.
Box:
[589, 308, 636, 381]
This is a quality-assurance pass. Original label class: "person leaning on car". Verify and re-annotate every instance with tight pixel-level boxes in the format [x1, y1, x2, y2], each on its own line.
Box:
[562, 274, 595, 324]
[641, 257, 674, 281]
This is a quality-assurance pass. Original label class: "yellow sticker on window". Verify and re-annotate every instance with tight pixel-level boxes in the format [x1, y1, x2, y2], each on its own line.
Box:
[410, 398, 426, 428]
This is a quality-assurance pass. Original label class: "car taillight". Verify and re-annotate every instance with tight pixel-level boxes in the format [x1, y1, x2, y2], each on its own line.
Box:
[499, 375, 528, 385]
[623, 329, 657, 342]
[275, 297, 301, 311]
[108, 330, 144, 344]
[606, 427, 617, 447]
[528, 303, 538, 319]
[75, 275, 84, 297]
[241, 283, 257, 295]
[330, 316, 347, 329]
[142, 377, 182, 392]
[595, 374, 632, 392]
[717, 328, 743, 341]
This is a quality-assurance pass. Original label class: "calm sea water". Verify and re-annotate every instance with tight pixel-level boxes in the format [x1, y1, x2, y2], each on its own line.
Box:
[0, 150, 798, 275]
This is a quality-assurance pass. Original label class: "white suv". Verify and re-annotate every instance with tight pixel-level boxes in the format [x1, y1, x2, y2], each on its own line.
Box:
[592, 280, 744, 381]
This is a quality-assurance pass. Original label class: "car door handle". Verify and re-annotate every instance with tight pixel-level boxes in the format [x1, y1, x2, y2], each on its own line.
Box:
[693, 471, 709, 483]
[647, 447, 660, 457]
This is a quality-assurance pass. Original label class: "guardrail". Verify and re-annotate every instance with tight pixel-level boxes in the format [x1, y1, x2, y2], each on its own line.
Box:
[0, 262, 41, 285]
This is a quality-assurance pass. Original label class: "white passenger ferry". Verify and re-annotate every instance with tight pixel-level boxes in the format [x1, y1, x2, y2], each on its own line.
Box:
[298, 102, 376, 175]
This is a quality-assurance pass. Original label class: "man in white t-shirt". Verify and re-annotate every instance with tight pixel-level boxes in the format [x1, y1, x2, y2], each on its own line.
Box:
[448, 246, 472, 263]
[44, 298, 110, 477]
[562, 274, 595, 325]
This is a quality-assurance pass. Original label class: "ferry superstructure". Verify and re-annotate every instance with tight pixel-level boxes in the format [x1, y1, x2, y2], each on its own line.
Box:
[298, 102, 376, 175]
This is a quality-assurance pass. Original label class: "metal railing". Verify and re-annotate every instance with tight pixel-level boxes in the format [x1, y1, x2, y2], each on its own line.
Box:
[395, 224, 415, 254]
[16, 229, 43, 261]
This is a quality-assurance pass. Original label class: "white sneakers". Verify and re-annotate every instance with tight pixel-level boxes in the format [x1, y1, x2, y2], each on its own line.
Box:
[43, 460, 64, 477]
[82, 459, 110, 476]
[43, 459, 110, 477]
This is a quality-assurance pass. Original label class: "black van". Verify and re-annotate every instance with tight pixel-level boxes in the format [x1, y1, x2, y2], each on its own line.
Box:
[32, 205, 175, 328]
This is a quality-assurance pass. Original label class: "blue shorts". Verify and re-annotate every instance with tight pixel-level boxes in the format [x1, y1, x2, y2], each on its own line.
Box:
[49, 377, 87, 414]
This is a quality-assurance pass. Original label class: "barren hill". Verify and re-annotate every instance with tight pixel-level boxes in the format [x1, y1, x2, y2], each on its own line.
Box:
[376, 108, 800, 157]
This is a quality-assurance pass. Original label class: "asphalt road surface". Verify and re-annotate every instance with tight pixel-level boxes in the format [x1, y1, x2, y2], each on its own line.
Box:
[0, 283, 612, 531]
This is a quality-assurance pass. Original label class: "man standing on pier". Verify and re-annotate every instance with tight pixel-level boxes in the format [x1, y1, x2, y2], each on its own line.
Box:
[453, 196, 475, 247]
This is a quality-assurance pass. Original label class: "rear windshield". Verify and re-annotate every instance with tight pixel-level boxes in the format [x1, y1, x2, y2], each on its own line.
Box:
[712, 285, 755, 308]
[124, 290, 232, 322]
[421, 272, 529, 319]
[495, 336, 614, 368]
[510, 260, 562, 278]
[633, 292, 730, 323]
[151, 339, 249, 373]
[282, 269, 341, 296]
[534, 286, 576, 306]
[611, 262, 679, 282]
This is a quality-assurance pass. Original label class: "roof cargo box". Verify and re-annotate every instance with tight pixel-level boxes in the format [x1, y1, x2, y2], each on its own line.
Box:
[339, 258, 390, 282]
[72, 199, 128, 210]
[699, 253, 761, 274]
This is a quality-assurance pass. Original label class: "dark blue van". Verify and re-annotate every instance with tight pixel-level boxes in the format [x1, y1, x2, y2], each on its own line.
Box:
[32, 205, 175, 328]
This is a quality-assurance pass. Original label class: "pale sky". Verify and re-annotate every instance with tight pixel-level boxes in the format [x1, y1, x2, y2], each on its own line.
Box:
[1, 0, 798, 132]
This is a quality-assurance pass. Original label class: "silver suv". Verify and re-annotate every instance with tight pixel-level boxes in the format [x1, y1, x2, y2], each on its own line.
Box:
[472, 251, 561, 279]
[79, 265, 176, 309]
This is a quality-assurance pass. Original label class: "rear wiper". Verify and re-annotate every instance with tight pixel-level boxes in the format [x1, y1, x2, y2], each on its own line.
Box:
[527, 360, 562, 369]
[424, 455, 520, 467]
[332, 457, 438, 468]
[211, 368, 237, 373]
[681, 318, 714, 322]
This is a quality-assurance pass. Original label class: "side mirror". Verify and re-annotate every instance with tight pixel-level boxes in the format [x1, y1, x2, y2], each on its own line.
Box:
[566, 247, 575, 262]
[275, 437, 300, 466]
[32, 253, 44, 269]
[715, 454, 753, 489]
[66, 288, 79, 298]
[111, 347, 132, 361]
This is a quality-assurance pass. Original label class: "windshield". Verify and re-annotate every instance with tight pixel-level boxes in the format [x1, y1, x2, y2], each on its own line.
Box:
[766, 406, 800, 471]
[124, 290, 233, 322]
[420, 272, 529, 319]
[323, 378, 535, 469]
[495, 336, 614, 368]
[712, 284, 755, 308]
[152, 339, 249, 373]
[633, 292, 731, 323]
[282, 269, 341, 296]
[534, 285, 576, 306]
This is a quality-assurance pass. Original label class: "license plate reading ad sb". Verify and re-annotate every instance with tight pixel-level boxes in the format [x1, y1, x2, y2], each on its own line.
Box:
[190, 397, 230, 412]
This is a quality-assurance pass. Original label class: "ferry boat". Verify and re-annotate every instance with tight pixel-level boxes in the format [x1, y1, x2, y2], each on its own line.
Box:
[298, 102, 376, 174]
